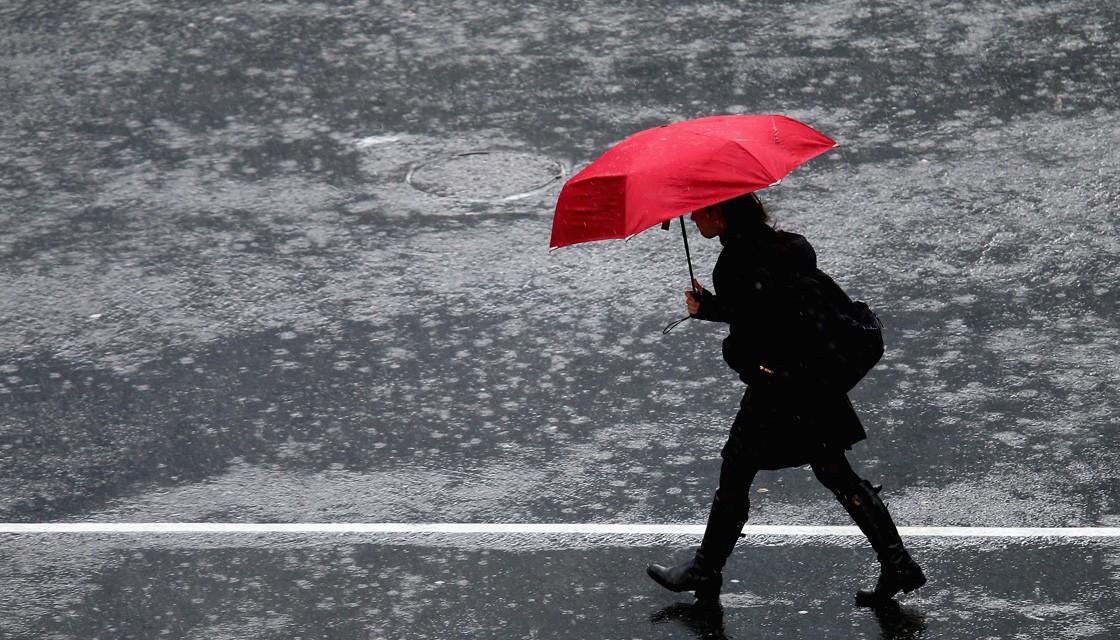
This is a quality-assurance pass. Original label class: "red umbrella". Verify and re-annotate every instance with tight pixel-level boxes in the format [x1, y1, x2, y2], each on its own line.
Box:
[550, 115, 836, 276]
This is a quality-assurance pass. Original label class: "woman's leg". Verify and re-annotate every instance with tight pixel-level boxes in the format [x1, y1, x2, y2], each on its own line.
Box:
[648, 403, 758, 602]
[696, 455, 758, 571]
[698, 391, 763, 571]
[647, 455, 758, 602]
[811, 450, 926, 606]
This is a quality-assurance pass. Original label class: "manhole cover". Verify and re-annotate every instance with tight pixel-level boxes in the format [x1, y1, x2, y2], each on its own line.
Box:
[406, 150, 564, 202]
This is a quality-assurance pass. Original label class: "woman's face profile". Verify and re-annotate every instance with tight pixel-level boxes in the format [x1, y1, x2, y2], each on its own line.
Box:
[690, 204, 726, 238]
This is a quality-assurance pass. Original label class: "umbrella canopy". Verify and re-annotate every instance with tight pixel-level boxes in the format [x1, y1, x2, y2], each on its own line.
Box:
[550, 114, 836, 249]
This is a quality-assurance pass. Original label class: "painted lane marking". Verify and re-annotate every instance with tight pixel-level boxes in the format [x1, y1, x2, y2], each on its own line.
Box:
[0, 523, 1118, 537]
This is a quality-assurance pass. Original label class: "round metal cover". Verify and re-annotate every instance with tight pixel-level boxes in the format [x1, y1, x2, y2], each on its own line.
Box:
[406, 150, 564, 203]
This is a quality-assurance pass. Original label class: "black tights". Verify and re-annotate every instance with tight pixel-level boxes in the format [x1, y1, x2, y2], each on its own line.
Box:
[698, 449, 869, 570]
[713, 448, 864, 509]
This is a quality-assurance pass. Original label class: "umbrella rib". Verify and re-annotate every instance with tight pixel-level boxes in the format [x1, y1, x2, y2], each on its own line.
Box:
[716, 136, 782, 186]
[676, 129, 783, 186]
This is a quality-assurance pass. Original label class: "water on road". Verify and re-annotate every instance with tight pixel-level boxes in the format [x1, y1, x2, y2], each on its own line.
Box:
[1, 1, 1118, 638]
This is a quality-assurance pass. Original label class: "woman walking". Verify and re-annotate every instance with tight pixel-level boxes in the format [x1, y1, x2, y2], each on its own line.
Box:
[646, 193, 926, 607]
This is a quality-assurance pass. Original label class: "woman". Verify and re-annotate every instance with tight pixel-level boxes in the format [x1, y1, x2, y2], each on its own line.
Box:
[646, 193, 926, 607]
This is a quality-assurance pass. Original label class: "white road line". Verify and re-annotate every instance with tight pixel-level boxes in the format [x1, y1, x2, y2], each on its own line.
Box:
[0, 523, 1118, 537]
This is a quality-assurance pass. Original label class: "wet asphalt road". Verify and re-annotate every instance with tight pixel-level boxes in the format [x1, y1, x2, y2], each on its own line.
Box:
[3, 534, 1118, 639]
[1, 0, 1119, 638]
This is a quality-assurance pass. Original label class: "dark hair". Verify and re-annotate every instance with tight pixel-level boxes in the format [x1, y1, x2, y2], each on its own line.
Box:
[719, 192, 771, 228]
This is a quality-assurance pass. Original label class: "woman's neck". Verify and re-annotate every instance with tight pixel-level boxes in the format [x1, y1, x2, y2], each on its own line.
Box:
[720, 221, 774, 247]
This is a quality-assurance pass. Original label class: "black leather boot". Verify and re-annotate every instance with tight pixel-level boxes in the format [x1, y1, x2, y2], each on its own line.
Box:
[855, 547, 927, 607]
[832, 480, 927, 606]
[646, 557, 723, 602]
[647, 491, 749, 602]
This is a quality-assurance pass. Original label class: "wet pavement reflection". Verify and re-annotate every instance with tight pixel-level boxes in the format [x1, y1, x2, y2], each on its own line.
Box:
[1, 535, 1117, 639]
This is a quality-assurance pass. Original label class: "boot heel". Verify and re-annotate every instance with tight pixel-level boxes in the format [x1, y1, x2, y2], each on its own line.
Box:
[856, 560, 926, 606]
[647, 560, 722, 599]
[694, 577, 722, 603]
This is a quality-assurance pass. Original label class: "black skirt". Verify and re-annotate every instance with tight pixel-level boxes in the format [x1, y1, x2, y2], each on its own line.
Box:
[720, 387, 867, 470]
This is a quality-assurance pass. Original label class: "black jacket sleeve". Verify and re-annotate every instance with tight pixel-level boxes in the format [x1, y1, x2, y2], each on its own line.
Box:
[691, 288, 730, 322]
[705, 265, 784, 328]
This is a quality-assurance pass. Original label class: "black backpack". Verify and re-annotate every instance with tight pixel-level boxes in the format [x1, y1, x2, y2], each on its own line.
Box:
[771, 268, 885, 393]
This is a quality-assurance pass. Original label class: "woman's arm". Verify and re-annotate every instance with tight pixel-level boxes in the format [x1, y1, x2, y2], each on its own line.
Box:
[687, 281, 732, 322]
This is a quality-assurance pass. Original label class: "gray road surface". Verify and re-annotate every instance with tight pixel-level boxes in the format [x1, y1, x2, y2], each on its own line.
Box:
[1, 0, 1118, 638]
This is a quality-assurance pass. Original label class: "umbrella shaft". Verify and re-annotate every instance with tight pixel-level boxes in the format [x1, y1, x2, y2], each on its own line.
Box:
[679, 216, 697, 290]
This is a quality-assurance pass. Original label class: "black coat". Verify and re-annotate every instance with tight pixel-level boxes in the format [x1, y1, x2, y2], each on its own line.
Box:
[694, 223, 867, 469]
